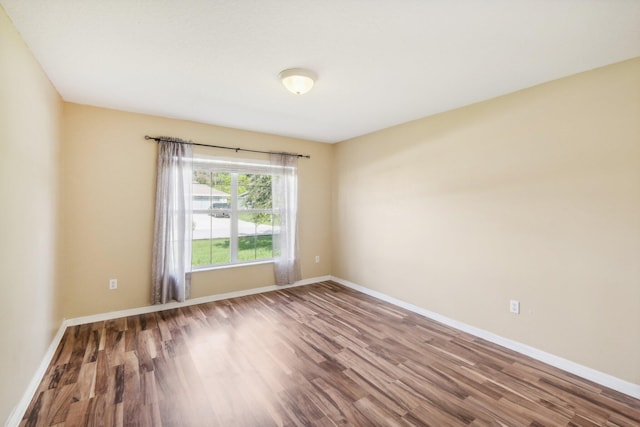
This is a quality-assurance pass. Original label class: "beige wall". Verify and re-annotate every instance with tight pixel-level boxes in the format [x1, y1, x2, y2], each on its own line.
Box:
[0, 6, 63, 423]
[59, 104, 333, 318]
[332, 58, 640, 384]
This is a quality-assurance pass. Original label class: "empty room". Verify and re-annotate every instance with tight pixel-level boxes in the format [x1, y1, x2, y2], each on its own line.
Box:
[1, 1, 639, 426]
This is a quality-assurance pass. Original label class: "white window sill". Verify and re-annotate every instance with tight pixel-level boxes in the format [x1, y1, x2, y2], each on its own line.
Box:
[193, 259, 274, 273]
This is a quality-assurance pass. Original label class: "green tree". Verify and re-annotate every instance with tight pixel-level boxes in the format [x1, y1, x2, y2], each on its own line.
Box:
[242, 174, 272, 208]
[240, 174, 272, 224]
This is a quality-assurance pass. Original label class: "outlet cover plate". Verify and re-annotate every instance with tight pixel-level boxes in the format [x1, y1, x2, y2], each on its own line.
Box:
[509, 300, 520, 314]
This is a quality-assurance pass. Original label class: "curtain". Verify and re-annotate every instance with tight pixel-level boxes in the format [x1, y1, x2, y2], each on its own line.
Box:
[271, 153, 301, 285]
[152, 139, 193, 304]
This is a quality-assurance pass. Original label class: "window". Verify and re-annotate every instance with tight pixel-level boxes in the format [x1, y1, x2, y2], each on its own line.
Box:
[191, 157, 280, 268]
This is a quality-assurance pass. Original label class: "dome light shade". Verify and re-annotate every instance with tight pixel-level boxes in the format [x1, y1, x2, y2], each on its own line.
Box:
[279, 68, 317, 95]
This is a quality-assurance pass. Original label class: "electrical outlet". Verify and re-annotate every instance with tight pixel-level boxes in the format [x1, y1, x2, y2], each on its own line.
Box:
[315, 255, 320, 263]
[509, 300, 520, 314]
[109, 279, 118, 290]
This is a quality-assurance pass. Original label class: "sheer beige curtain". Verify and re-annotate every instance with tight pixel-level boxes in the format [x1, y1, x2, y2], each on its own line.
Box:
[271, 153, 301, 285]
[152, 139, 193, 304]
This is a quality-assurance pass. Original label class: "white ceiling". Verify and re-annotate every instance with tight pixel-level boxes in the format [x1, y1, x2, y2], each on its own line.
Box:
[2, 0, 639, 143]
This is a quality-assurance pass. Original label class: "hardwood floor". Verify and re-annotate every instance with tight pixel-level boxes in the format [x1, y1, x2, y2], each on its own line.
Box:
[21, 281, 640, 426]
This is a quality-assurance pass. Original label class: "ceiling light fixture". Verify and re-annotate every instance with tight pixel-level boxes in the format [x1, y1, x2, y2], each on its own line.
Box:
[279, 68, 317, 95]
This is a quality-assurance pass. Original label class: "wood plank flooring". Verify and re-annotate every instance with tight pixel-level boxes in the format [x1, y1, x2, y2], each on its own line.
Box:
[21, 281, 640, 426]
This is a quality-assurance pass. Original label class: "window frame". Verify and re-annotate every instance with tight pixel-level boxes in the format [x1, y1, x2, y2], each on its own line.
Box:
[191, 155, 279, 270]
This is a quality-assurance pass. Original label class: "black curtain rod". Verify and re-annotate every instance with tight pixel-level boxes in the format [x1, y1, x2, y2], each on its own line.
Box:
[144, 135, 311, 159]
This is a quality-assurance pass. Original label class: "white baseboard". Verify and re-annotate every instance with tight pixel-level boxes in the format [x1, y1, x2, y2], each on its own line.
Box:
[5, 322, 67, 427]
[330, 276, 640, 400]
[5, 275, 331, 427]
[66, 275, 331, 326]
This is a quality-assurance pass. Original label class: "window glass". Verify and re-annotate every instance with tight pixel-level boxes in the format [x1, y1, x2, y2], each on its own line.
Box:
[192, 166, 276, 268]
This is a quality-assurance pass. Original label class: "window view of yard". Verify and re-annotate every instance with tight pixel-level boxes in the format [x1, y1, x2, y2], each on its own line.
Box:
[192, 235, 275, 266]
[191, 169, 279, 268]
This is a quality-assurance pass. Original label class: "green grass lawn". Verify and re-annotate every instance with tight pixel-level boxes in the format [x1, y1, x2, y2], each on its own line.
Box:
[192, 235, 274, 267]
